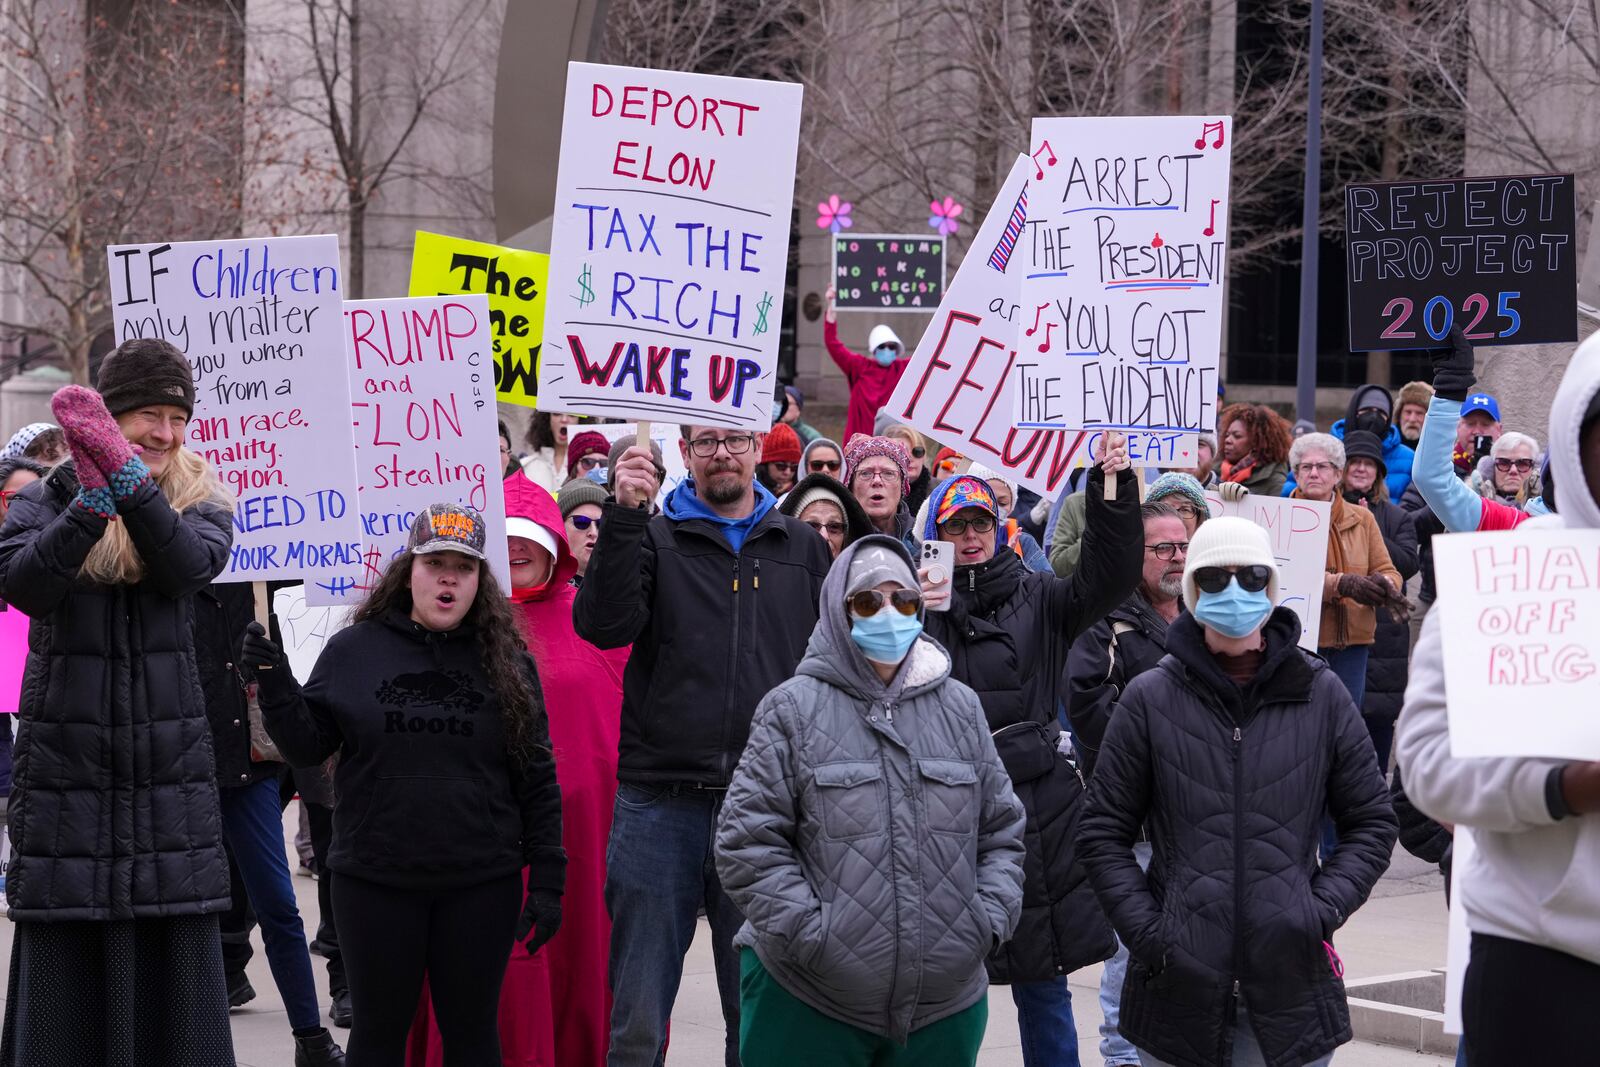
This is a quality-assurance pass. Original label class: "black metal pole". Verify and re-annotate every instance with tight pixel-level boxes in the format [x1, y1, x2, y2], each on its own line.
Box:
[1296, 0, 1325, 424]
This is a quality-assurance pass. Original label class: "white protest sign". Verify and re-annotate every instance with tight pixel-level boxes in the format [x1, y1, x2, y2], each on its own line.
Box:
[305, 296, 511, 606]
[588, 422, 687, 501]
[1205, 491, 1331, 650]
[1012, 116, 1232, 465]
[882, 155, 1096, 499]
[106, 235, 363, 584]
[1433, 528, 1600, 759]
[272, 585, 354, 683]
[538, 63, 803, 429]
[1444, 827, 1475, 1035]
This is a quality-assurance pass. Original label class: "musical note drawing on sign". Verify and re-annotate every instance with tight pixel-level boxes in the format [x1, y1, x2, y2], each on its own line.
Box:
[1036, 322, 1057, 353]
[1194, 120, 1225, 150]
[1203, 199, 1220, 237]
[1031, 139, 1058, 180]
[1024, 302, 1051, 337]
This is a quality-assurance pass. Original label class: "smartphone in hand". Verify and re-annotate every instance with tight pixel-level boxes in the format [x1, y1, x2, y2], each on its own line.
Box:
[920, 541, 953, 612]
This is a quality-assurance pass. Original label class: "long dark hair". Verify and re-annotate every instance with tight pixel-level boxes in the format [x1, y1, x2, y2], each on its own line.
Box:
[353, 553, 544, 764]
[524, 411, 555, 451]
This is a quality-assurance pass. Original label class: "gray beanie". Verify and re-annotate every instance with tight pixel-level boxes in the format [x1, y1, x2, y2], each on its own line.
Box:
[605, 433, 666, 493]
[845, 543, 917, 597]
[558, 476, 608, 519]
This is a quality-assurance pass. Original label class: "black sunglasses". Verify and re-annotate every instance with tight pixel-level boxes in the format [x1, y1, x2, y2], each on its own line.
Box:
[910, 446, 926, 458]
[569, 514, 602, 531]
[808, 459, 842, 472]
[848, 589, 922, 617]
[1493, 458, 1534, 473]
[1193, 565, 1273, 594]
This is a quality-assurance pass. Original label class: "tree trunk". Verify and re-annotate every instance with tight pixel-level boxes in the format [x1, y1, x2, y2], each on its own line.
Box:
[347, 0, 364, 299]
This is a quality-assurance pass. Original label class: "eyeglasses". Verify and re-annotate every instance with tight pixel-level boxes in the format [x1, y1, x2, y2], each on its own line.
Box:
[855, 466, 901, 485]
[687, 434, 756, 458]
[499, 442, 512, 454]
[569, 515, 601, 531]
[1166, 503, 1200, 519]
[808, 459, 841, 472]
[1296, 462, 1337, 475]
[1193, 565, 1273, 594]
[848, 588, 922, 617]
[805, 520, 847, 536]
[576, 455, 606, 471]
[1493, 457, 1535, 473]
[1144, 541, 1189, 560]
[768, 461, 797, 473]
[941, 514, 996, 536]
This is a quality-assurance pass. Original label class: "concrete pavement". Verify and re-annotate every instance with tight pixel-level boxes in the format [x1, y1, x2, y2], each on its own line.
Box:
[0, 812, 1458, 1065]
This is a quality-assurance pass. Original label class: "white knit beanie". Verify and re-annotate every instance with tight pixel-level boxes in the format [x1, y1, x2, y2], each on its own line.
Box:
[1181, 516, 1279, 612]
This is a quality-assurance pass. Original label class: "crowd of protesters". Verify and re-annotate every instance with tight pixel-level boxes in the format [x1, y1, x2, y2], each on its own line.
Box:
[0, 315, 1591, 1067]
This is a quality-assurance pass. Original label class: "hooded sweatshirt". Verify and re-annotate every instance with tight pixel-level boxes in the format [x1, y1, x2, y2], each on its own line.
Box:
[1397, 329, 1600, 968]
[1280, 384, 1416, 500]
[825, 319, 909, 444]
[715, 536, 1026, 1041]
[662, 477, 776, 553]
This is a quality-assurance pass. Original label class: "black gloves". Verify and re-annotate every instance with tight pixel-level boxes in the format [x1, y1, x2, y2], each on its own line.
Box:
[1336, 573, 1391, 606]
[514, 889, 563, 955]
[239, 621, 285, 678]
[1425, 325, 1476, 403]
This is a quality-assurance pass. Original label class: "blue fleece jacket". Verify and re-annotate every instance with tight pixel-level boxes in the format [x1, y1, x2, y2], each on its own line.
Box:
[662, 478, 776, 553]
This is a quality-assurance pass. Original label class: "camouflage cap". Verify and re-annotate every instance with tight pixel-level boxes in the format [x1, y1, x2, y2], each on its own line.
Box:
[406, 503, 488, 561]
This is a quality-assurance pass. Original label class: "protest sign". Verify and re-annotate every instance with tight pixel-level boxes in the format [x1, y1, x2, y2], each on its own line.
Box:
[1345, 174, 1577, 351]
[409, 231, 549, 409]
[1205, 490, 1331, 650]
[307, 296, 511, 605]
[884, 155, 1098, 498]
[1010, 116, 1232, 463]
[1433, 528, 1600, 759]
[106, 235, 364, 585]
[537, 62, 803, 429]
[832, 234, 946, 311]
[273, 585, 353, 684]
[588, 422, 687, 500]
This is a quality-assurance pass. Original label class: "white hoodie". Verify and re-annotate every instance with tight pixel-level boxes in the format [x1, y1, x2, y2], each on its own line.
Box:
[1396, 331, 1600, 966]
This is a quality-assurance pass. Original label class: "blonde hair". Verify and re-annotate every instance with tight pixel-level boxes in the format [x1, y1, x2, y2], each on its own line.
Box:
[80, 447, 233, 584]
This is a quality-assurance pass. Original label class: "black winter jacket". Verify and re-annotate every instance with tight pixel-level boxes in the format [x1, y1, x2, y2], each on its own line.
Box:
[195, 581, 284, 789]
[1080, 609, 1398, 1067]
[922, 464, 1143, 983]
[1353, 496, 1418, 725]
[258, 610, 565, 893]
[1065, 590, 1174, 777]
[1398, 477, 1450, 603]
[573, 497, 831, 787]
[0, 464, 233, 921]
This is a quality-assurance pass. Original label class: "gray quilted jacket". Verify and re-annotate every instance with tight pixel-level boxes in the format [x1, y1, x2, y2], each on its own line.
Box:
[715, 535, 1027, 1042]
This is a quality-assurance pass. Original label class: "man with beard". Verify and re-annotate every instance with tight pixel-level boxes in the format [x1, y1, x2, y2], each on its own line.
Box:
[574, 425, 831, 1067]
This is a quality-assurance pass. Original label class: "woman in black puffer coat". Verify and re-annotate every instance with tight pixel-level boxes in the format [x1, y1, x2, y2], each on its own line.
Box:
[0, 341, 236, 1067]
[1340, 431, 1418, 769]
[1080, 517, 1397, 1067]
[918, 458, 1142, 1067]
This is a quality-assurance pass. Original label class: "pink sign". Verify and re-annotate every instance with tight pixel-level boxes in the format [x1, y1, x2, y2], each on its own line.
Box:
[0, 607, 28, 714]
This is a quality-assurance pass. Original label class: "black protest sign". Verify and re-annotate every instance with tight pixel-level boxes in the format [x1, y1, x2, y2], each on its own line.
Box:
[832, 234, 946, 311]
[1345, 175, 1577, 351]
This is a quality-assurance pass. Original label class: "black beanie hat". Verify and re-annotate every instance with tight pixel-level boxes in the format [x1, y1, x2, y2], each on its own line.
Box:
[1342, 429, 1388, 478]
[96, 338, 196, 418]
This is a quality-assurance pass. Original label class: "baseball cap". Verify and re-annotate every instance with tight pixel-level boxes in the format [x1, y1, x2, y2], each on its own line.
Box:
[1461, 393, 1501, 422]
[406, 503, 488, 560]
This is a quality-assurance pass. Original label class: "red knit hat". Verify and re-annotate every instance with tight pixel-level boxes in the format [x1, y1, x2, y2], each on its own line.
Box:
[565, 430, 612, 480]
[761, 423, 802, 464]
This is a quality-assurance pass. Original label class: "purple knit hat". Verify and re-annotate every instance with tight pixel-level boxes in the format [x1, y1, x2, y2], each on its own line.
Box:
[844, 435, 911, 497]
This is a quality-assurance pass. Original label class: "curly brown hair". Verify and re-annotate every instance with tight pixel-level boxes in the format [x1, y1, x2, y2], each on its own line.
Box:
[353, 552, 545, 765]
[1218, 403, 1293, 466]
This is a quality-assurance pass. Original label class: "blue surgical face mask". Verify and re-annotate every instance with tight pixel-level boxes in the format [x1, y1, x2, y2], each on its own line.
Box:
[873, 345, 897, 366]
[850, 609, 922, 665]
[1192, 580, 1273, 639]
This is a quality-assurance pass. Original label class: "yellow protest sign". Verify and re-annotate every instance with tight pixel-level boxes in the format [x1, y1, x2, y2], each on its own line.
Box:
[408, 230, 549, 408]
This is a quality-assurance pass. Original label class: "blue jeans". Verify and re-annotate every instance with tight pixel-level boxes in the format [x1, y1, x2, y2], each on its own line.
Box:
[1137, 1000, 1332, 1066]
[1012, 978, 1079, 1067]
[606, 782, 743, 1067]
[1099, 843, 1153, 1066]
[218, 776, 321, 1031]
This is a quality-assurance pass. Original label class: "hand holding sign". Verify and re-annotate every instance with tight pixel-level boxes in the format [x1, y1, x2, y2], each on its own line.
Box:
[613, 445, 660, 510]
